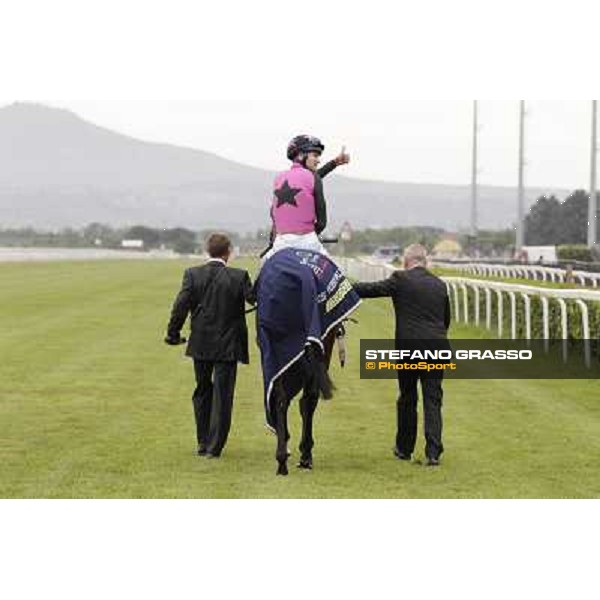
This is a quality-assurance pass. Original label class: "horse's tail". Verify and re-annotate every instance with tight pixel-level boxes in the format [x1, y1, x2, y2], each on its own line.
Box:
[305, 342, 334, 400]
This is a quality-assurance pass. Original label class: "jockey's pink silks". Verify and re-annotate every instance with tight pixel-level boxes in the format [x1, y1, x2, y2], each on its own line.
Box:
[272, 163, 317, 234]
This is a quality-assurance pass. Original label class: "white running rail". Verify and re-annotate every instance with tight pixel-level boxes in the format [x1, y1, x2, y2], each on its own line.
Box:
[431, 260, 600, 288]
[339, 257, 600, 350]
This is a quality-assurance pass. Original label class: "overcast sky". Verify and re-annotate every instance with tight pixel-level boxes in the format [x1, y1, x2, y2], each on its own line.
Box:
[27, 100, 591, 192]
[3, 1, 598, 193]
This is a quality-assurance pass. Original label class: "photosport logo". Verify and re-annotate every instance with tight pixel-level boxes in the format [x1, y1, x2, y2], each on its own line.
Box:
[360, 339, 600, 379]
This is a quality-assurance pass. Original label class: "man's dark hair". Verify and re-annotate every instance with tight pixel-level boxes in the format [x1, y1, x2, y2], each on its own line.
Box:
[206, 233, 232, 258]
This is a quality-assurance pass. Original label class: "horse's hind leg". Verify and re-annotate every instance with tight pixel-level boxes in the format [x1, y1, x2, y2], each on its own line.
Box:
[274, 382, 289, 476]
[298, 389, 318, 470]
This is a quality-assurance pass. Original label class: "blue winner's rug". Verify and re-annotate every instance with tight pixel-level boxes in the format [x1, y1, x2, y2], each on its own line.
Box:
[256, 249, 361, 429]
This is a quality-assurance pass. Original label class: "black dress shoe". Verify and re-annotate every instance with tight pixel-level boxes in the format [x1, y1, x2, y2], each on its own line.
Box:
[197, 446, 207, 456]
[426, 457, 440, 467]
[393, 448, 411, 461]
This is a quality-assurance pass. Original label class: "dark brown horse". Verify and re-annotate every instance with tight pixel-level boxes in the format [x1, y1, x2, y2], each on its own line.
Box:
[271, 324, 344, 476]
[255, 242, 359, 476]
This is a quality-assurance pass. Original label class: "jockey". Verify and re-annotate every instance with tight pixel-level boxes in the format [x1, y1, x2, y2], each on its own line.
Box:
[262, 134, 350, 260]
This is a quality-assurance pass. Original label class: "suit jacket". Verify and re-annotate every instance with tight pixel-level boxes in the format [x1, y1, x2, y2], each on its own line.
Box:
[353, 266, 451, 342]
[167, 260, 255, 363]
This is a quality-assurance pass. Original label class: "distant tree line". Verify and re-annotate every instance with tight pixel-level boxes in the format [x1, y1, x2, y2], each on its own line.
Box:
[0, 223, 521, 258]
[339, 226, 514, 257]
[341, 226, 445, 254]
[460, 229, 515, 257]
[525, 190, 599, 246]
[0, 223, 260, 255]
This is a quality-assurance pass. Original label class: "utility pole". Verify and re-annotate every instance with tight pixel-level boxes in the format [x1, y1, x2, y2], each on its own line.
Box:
[516, 100, 526, 252]
[588, 100, 598, 248]
[470, 100, 479, 238]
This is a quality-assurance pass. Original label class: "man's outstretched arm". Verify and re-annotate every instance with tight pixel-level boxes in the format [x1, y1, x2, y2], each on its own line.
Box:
[314, 175, 327, 235]
[317, 160, 338, 179]
[317, 146, 350, 178]
[353, 276, 396, 298]
[315, 147, 350, 233]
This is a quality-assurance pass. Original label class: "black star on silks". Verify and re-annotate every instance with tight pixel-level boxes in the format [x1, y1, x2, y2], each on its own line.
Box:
[274, 179, 302, 207]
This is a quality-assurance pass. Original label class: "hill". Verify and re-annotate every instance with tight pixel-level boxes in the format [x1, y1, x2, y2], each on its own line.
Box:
[0, 102, 565, 232]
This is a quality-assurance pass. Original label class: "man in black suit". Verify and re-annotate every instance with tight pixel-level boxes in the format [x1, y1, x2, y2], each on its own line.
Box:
[165, 233, 255, 458]
[353, 244, 451, 466]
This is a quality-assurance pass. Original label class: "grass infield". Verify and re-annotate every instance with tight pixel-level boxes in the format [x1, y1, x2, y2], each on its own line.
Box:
[1, 258, 599, 498]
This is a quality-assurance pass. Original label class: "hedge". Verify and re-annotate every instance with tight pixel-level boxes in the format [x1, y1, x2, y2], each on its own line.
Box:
[557, 245, 594, 263]
[454, 284, 600, 356]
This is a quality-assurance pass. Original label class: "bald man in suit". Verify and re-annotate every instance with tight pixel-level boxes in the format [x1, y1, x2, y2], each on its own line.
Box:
[353, 244, 451, 466]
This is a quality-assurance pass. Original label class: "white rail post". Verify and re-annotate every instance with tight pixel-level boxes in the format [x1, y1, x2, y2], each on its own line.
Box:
[521, 293, 531, 341]
[461, 283, 469, 324]
[556, 298, 568, 362]
[495, 290, 504, 338]
[452, 283, 461, 322]
[474, 285, 480, 326]
[575, 299, 591, 368]
[485, 288, 492, 330]
[541, 296, 550, 353]
[508, 291, 517, 339]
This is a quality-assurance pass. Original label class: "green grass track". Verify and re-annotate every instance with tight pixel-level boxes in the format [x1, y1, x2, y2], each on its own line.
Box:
[1, 259, 599, 498]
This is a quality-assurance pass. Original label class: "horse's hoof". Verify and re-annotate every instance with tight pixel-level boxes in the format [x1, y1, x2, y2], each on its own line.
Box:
[276, 463, 289, 476]
[297, 459, 313, 470]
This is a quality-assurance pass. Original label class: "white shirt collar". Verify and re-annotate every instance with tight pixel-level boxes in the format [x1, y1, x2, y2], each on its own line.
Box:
[206, 257, 227, 266]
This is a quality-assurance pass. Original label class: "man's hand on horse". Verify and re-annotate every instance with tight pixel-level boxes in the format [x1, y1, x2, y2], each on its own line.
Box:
[334, 145, 350, 166]
[164, 334, 187, 346]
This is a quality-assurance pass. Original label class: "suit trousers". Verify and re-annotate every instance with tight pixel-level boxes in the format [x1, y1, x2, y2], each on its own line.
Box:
[192, 360, 238, 456]
[396, 372, 444, 460]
